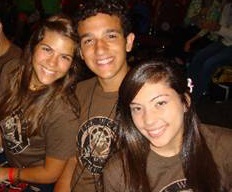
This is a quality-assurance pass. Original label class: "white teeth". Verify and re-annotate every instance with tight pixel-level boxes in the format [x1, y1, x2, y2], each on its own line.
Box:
[42, 67, 55, 75]
[148, 127, 164, 137]
[150, 129, 161, 135]
[149, 129, 161, 135]
[97, 57, 113, 65]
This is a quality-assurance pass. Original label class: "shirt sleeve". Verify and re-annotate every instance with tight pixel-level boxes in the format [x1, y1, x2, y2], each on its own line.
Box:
[220, 129, 232, 190]
[0, 59, 20, 96]
[103, 154, 125, 192]
[44, 97, 79, 160]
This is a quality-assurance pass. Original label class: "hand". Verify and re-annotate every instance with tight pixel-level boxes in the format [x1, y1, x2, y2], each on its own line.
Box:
[184, 41, 192, 52]
[200, 21, 221, 31]
[0, 167, 10, 182]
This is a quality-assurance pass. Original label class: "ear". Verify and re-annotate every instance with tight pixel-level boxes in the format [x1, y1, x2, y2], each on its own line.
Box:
[184, 93, 191, 112]
[125, 33, 135, 52]
[0, 22, 3, 32]
[79, 48, 84, 60]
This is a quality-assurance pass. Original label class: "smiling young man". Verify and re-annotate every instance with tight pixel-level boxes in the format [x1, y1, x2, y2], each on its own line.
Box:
[54, 0, 135, 191]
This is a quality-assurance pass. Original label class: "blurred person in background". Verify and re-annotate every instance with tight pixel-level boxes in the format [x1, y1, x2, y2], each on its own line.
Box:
[0, 17, 22, 73]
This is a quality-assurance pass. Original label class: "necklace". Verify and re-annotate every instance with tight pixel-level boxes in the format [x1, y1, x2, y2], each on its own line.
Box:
[71, 79, 118, 192]
[29, 84, 43, 91]
[87, 80, 117, 119]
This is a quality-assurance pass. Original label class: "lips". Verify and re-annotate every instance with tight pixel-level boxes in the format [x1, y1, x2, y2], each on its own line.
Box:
[96, 57, 113, 65]
[147, 126, 166, 138]
[41, 65, 56, 75]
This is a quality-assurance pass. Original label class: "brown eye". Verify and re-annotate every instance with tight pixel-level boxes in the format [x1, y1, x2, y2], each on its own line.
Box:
[82, 38, 94, 46]
[60, 55, 73, 63]
[156, 101, 167, 108]
[130, 106, 142, 114]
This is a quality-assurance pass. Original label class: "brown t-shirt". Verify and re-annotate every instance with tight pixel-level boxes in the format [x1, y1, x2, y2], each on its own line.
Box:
[0, 43, 22, 74]
[71, 77, 118, 192]
[0, 62, 78, 167]
[103, 124, 232, 191]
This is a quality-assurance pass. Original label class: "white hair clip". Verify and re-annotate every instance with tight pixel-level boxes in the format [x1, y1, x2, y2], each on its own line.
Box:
[187, 78, 194, 93]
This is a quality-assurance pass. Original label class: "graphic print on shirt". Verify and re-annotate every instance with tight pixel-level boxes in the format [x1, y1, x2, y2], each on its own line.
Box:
[159, 179, 193, 192]
[0, 110, 29, 154]
[77, 116, 118, 174]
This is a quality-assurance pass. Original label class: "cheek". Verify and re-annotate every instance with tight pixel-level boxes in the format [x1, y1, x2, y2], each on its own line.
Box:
[165, 101, 185, 120]
[117, 42, 127, 53]
[132, 114, 142, 129]
[60, 62, 72, 74]
[168, 106, 185, 128]
[81, 47, 93, 58]
[33, 51, 46, 65]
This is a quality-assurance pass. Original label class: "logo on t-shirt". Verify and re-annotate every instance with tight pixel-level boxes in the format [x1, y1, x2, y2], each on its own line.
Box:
[0, 110, 29, 154]
[159, 179, 193, 192]
[77, 116, 118, 174]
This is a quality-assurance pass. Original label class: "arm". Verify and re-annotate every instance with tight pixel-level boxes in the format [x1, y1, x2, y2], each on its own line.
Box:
[54, 156, 77, 192]
[0, 156, 66, 183]
[0, 96, 78, 184]
[184, 32, 202, 52]
[215, 3, 232, 40]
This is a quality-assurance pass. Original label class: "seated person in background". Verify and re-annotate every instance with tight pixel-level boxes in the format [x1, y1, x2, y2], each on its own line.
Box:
[183, 0, 223, 53]
[103, 59, 232, 192]
[188, 0, 232, 101]
[0, 14, 79, 191]
[0, 17, 22, 73]
[166, 0, 222, 65]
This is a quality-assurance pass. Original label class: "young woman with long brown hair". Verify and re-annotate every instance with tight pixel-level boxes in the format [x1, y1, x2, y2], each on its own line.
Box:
[104, 59, 232, 192]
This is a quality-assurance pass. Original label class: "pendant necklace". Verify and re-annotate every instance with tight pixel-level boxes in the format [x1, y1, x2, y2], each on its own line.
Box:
[71, 79, 118, 192]
[87, 80, 117, 120]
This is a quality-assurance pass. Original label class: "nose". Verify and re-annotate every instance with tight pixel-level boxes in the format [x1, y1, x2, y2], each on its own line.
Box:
[47, 53, 59, 67]
[94, 39, 107, 55]
[143, 109, 156, 127]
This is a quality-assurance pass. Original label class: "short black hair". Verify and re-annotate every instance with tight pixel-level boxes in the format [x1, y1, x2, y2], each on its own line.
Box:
[75, 0, 132, 37]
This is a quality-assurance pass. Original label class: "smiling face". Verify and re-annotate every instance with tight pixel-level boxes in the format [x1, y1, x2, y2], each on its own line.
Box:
[78, 13, 134, 90]
[130, 81, 188, 157]
[30, 30, 75, 89]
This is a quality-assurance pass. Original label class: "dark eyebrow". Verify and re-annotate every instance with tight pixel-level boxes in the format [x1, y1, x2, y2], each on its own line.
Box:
[39, 43, 51, 47]
[105, 29, 122, 34]
[79, 29, 123, 40]
[61, 53, 74, 58]
[150, 94, 169, 102]
[130, 94, 169, 105]
[79, 33, 92, 40]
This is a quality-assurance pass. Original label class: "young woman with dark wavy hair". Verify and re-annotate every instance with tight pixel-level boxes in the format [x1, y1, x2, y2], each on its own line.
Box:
[104, 59, 232, 192]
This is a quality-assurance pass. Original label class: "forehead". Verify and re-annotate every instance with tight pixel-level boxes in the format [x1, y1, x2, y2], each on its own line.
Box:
[77, 13, 123, 36]
[39, 30, 75, 54]
[132, 81, 175, 101]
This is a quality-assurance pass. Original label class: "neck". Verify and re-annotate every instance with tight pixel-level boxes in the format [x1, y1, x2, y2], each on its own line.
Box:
[0, 34, 10, 57]
[152, 146, 181, 157]
[151, 132, 183, 157]
[29, 73, 45, 91]
[98, 65, 130, 92]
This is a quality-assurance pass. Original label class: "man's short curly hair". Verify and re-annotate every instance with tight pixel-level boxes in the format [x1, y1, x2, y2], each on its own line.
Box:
[76, 0, 132, 37]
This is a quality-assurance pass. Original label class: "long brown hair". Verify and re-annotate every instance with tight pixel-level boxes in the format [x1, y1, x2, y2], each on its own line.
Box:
[117, 59, 223, 192]
[0, 14, 79, 135]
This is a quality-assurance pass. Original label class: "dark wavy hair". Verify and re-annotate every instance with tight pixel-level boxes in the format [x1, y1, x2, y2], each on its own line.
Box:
[75, 0, 132, 39]
[117, 59, 222, 192]
[0, 14, 79, 135]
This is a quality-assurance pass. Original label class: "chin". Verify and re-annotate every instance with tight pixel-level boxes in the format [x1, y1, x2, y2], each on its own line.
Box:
[40, 80, 55, 86]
